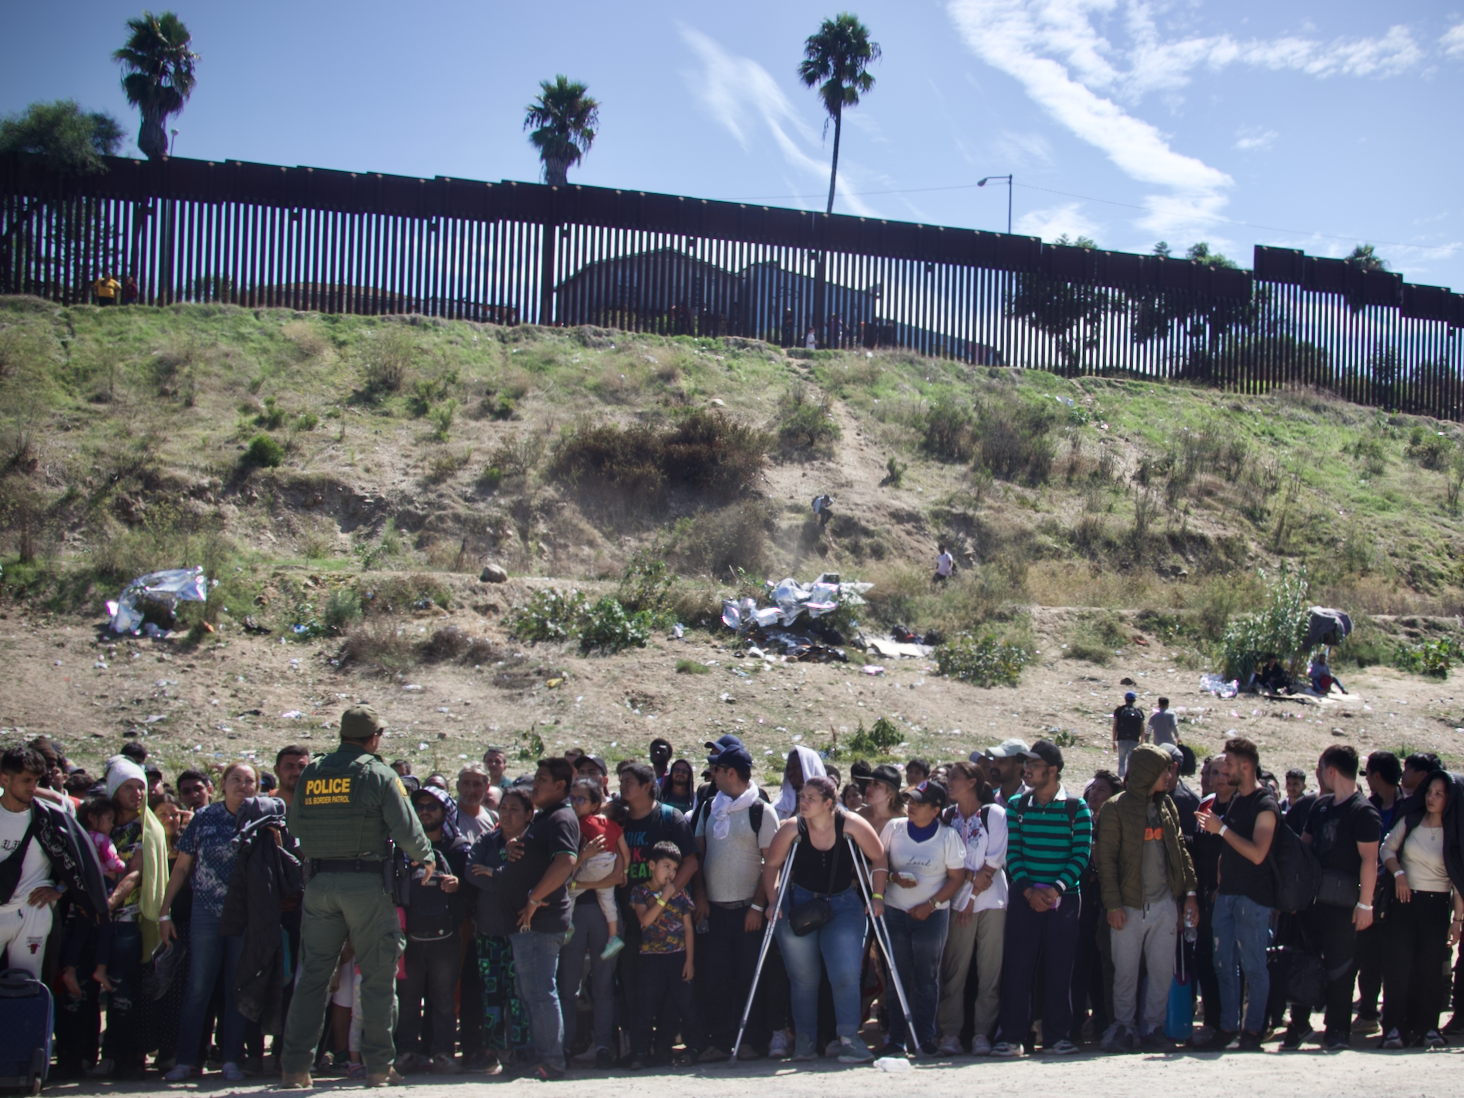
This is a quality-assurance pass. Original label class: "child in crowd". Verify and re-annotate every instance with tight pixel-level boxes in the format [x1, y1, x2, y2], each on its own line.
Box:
[567, 778, 629, 960]
[629, 841, 704, 1068]
[60, 796, 128, 995]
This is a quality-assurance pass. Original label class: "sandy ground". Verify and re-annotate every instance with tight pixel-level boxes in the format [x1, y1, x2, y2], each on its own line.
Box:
[1, 593, 1459, 784]
[34, 1047, 1464, 1098]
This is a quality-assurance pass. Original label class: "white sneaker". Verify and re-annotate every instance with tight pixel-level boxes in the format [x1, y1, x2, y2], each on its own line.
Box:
[937, 1036, 963, 1056]
[768, 1030, 791, 1059]
[971, 1035, 992, 1056]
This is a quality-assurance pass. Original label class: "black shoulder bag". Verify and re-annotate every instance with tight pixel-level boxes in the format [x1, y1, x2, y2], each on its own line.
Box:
[788, 813, 843, 937]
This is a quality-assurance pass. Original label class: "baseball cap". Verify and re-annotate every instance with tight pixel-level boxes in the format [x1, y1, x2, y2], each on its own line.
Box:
[341, 705, 386, 740]
[981, 738, 1031, 760]
[705, 734, 745, 762]
[869, 764, 903, 795]
[1124, 691, 1137, 703]
[576, 754, 608, 775]
[1020, 739, 1065, 770]
[712, 743, 754, 772]
[905, 781, 949, 808]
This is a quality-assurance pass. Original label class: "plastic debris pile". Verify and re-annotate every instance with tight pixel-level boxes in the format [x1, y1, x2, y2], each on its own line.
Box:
[107, 567, 210, 636]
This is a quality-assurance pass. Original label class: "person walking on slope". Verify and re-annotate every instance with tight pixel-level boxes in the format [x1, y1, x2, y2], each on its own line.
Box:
[1112, 692, 1146, 779]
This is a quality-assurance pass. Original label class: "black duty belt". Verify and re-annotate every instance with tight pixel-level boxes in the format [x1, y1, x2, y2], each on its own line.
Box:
[311, 858, 385, 875]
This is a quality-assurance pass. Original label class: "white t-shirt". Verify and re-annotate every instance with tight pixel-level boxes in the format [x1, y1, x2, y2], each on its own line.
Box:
[880, 818, 966, 911]
[695, 797, 781, 903]
[936, 552, 954, 577]
[948, 802, 1009, 913]
[0, 803, 53, 905]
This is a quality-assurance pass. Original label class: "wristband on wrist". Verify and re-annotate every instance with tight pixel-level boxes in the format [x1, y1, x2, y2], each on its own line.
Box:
[158, 914, 173, 923]
[1219, 823, 1229, 838]
[871, 892, 884, 900]
[1394, 869, 1406, 878]
[656, 896, 669, 907]
[1356, 903, 1373, 911]
[750, 904, 765, 913]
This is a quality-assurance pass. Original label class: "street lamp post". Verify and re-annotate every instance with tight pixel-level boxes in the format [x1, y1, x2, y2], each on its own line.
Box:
[978, 175, 1013, 235]
[169, 129, 179, 157]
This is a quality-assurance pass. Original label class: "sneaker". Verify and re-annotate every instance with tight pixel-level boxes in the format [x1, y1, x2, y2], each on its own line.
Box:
[792, 1033, 818, 1062]
[736, 1044, 762, 1061]
[970, 1035, 993, 1056]
[595, 1048, 613, 1069]
[572, 1046, 599, 1064]
[990, 1041, 1020, 1058]
[534, 1062, 566, 1082]
[346, 1064, 369, 1082]
[937, 1035, 964, 1056]
[1324, 1034, 1350, 1053]
[825, 1039, 844, 1058]
[1236, 1031, 1263, 1053]
[837, 1035, 875, 1064]
[698, 1046, 730, 1063]
[1047, 1039, 1080, 1055]
[222, 1062, 247, 1082]
[461, 1050, 498, 1074]
[600, 936, 625, 960]
[768, 1030, 792, 1059]
[1424, 1030, 1447, 1049]
[1352, 1014, 1381, 1035]
[1199, 1029, 1237, 1051]
[1381, 1029, 1405, 1050]
[1141, 1031, 1174, 1053]
[163, 1064, 193, 1083]
[432, 1054, 460, 1075]
[87, 1059, 116, 1079]
[1280, 1025, 1314, 1051]
[393, 1053, 421, 1075]
[1101, 1024, 1134, 1053]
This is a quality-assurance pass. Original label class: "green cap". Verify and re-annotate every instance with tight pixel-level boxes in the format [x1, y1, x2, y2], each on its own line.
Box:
[340, 705, 386, 740]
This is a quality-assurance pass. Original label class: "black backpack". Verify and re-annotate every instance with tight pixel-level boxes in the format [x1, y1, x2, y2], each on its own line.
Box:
[1267, 810, 1321, 914]
[1115, 705, 1145, 740]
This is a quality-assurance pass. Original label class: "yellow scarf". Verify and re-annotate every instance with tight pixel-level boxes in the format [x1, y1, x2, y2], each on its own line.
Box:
[136, 803, 169, 955]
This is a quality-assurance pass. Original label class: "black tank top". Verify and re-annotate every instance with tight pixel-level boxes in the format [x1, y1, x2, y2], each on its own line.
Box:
[790, 811, 854, 893]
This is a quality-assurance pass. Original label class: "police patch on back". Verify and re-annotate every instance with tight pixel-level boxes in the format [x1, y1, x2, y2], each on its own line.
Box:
[303, 775, 353, 806]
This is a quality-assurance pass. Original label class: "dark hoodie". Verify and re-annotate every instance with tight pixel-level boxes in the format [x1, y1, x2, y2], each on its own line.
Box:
[1094, 744, 1197, 911]
[403, 785, 470, 938]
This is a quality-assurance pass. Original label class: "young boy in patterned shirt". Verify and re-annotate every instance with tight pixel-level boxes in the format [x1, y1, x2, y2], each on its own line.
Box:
[628, 841, 706, 1067]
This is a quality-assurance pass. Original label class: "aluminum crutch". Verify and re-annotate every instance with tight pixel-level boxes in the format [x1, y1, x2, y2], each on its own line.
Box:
[848, 838, 921, 1058]
[729, 837, 798, 1062]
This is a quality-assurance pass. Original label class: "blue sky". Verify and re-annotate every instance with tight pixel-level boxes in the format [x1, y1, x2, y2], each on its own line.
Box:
[5, 1, 1463, 290]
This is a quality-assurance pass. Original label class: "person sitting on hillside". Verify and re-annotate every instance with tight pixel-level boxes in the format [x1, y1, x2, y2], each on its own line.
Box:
[1255, 657, 1290, 694]
[1308, 656, 1347, 696]
[812, 494, 834, 528]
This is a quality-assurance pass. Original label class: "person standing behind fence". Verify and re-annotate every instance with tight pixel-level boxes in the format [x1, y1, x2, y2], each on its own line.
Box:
[761, 776, 888, 1064]
[1094, 745, 1198, 1053]
[933, 544, 954, 584]
[994, 740, 1092, 1057]
[1112, 692, 1146, 779]
[937, 760, 1007, 1055]
[93, 271, 119, 306]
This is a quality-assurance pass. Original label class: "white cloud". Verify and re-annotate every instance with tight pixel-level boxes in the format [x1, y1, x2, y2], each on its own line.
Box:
[1015, 201, 1103, 243]
[992, 129, 1056, 167]
[1233, 127, 1278, 152]
[677, 25, 877, 216]
[1444, 23, 1464, 58]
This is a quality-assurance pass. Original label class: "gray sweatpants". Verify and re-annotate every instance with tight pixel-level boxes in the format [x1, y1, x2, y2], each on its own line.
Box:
[937, 906, 1006, 1040]
[1110, 902, 1177, 1035]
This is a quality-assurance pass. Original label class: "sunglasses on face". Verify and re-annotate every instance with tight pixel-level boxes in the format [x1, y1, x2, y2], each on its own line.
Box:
[413, 802, 443, 814]
[571, 796, 590, 805]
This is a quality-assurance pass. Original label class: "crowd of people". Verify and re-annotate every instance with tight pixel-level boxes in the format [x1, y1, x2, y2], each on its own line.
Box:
[2, 707, 1463, 1084]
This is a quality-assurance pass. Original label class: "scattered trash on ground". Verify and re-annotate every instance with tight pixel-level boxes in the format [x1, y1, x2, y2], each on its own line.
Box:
[1200, 672, 1239, 698]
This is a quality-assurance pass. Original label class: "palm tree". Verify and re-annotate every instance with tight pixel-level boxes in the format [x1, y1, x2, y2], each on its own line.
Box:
[798, 14, 881, 215]
[114, 10, 198, 161]
[524, 76, 599, 187]
[1346, 243, 1387, 271]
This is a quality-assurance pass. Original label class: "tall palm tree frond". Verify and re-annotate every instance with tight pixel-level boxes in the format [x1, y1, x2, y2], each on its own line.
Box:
[524, 76, 599, 186]
[113, 10, 198, 160]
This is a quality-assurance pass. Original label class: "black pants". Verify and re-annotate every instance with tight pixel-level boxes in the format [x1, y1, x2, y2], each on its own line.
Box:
[1291, 904, 1358, 1040]
[631, 953, 704, 1057]
[702, 904, 768, 1053]
[397, 935, 461, 1058]
[458, 929, 483, 1055]
[1382, 891, 1453, 1040]
[1196, 896, 1221, 1029]
[1070, 901, 1112, 1039]
[1354, 921, 1384, 1020]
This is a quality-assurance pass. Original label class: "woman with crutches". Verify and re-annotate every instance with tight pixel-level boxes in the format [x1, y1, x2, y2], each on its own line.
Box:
[759, 776, 889, 1064]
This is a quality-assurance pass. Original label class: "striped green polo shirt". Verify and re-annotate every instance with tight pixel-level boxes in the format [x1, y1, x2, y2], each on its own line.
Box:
[1006, 785, 1093, 894]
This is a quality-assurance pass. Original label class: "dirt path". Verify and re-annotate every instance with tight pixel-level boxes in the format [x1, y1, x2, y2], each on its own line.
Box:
[36, 1047, 1464, 1098]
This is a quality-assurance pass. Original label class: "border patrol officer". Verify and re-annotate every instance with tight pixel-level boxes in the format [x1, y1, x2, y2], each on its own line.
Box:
[280, 705, 434, 1088]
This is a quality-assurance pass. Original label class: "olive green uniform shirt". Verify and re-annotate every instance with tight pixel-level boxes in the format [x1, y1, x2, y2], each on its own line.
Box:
[287, 742, 434, 865]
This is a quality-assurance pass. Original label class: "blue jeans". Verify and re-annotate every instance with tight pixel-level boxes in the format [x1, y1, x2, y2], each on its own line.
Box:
[883, 906, 949, 1051]
[556, 899, 618, 1054]
[511, 928, 567, 1070]
[175, 909, 246, 1066]
[1211, 893, 1272, 1034]
[773, 885, 867, 1040]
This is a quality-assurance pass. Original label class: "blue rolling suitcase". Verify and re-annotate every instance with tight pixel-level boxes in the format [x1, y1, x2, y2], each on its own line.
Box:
[0, 968, 53, 1095]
